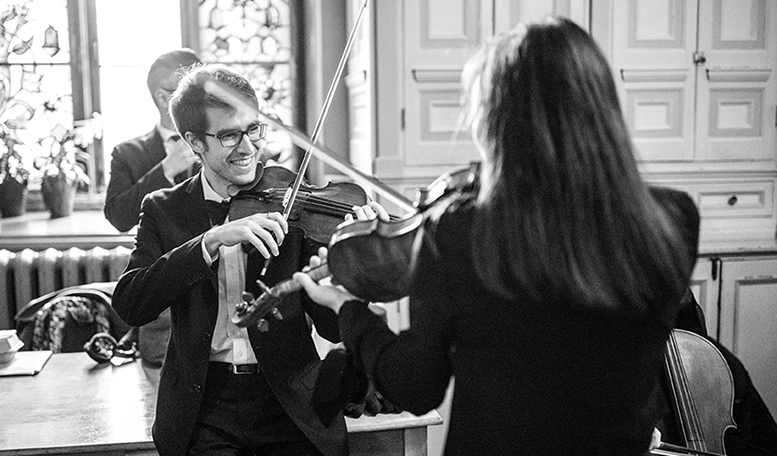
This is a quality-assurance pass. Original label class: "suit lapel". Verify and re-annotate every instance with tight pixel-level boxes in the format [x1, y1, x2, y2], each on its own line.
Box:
[179, 174, 218, 292]
[182, 173, 211, 235]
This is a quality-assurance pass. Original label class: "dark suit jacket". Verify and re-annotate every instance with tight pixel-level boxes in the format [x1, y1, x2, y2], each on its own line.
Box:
[104, 129, 176, 232]
[112, 174, 348, 456]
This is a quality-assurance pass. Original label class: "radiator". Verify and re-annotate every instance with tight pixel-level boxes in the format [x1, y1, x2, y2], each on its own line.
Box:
[0, 247, 131, 329]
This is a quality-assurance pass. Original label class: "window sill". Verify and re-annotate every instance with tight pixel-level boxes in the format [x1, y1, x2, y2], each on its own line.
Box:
[23, 189, 107, 213]
[0, 209, 135, 251]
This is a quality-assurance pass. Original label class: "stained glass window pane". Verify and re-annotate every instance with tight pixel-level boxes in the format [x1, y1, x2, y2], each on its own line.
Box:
[0, 0, 72, 186]
[197, 0, 294, 165]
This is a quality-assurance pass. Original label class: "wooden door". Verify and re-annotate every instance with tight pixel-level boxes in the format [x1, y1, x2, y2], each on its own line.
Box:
[718, 257, 777, 418]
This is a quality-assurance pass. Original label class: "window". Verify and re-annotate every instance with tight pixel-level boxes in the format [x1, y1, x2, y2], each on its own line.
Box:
[1, 0, 300, 211]
[94, 0, 183, 190]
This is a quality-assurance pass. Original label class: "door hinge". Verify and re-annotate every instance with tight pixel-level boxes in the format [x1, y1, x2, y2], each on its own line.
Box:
[401, 108, 405, 131]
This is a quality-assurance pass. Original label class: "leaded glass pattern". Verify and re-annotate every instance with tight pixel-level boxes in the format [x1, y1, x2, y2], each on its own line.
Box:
[0, 0, 72, 124]
[197, 0, 293, 165]
[0, 0, 73, 186]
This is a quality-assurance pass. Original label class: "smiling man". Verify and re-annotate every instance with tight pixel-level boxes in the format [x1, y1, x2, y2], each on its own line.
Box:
[112, 64, 350, 456]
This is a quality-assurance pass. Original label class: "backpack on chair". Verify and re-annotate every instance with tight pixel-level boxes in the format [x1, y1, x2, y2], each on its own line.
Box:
[15, 282, 131, 353]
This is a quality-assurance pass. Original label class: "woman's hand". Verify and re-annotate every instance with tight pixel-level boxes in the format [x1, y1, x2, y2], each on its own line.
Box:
[346, 201, 390, 223]
[294, 247, 357, 314]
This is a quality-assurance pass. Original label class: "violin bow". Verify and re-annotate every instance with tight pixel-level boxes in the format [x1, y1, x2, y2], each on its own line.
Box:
[655, 442, 725, 456]
[284, 0, 371, 217]
[265, 0, 370, 275]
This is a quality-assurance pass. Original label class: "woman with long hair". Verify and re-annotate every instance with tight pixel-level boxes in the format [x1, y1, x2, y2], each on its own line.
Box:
[296, 16, 700, 455]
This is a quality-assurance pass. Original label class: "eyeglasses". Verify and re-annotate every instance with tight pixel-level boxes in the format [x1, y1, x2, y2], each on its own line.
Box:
[199, 123, 268, 148]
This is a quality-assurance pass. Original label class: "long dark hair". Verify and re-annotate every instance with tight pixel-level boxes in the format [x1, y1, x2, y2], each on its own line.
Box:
[462, 17, 693, 313]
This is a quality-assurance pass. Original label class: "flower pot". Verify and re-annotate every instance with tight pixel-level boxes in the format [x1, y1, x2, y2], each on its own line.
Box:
[0, 175, 28, 218]
[41, 174, 77, 219]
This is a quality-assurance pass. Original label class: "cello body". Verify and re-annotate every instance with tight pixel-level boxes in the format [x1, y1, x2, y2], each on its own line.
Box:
[664, 329, 737, 455]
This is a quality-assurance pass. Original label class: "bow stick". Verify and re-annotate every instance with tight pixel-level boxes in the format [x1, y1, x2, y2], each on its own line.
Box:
[257, 0, 370, 276]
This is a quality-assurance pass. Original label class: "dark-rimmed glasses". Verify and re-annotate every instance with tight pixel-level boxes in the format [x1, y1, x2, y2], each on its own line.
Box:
[198, 123, 268, 148]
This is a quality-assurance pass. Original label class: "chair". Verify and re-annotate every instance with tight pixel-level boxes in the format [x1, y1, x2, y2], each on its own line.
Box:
[15, 282, 130, 353]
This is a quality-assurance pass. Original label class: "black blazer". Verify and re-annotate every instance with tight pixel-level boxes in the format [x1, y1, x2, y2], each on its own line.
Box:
[104, 129, 173, 232]
[338, 187, 700, 456]
[112, 174, 347, 456]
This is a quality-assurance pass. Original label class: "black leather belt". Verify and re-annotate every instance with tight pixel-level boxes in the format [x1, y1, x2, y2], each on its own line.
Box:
[208, 362, 260, 375]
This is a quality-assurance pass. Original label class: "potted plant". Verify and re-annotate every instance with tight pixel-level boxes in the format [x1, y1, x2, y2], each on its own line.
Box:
[0, 127, 30, 217]
[32, 113, 101, 218]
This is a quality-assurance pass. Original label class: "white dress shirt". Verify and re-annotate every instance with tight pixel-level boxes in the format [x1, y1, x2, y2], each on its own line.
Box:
[200, 173, 258, 365]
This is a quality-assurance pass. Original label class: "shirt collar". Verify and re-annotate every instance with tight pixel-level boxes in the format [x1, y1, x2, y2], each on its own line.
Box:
[201, 172, 229, 203]
[156, 123, 179, 142]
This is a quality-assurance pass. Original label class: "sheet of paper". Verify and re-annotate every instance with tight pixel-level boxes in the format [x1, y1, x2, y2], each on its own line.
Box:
[0, 350, 53, 376]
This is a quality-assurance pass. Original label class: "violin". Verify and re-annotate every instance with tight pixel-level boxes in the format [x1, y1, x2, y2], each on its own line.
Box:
[228, 165, 372, 244]
[658, 329, 737, 456]
[231, 162, 480, 328]
[325, 162, 479, 301]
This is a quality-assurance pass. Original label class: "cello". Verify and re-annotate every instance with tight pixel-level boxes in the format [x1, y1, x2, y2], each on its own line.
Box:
[658, 329, 737, 456]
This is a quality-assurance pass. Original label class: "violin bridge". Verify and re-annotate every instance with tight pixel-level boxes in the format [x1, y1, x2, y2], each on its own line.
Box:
[282, 187, 292, 208]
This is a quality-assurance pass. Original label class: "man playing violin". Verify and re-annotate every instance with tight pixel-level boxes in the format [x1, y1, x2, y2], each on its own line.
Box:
[112, 63, 379, 456]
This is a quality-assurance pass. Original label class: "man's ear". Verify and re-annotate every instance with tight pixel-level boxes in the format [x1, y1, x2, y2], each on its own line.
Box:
[153, 88, 171, 109]
[185, 131, 206, 154]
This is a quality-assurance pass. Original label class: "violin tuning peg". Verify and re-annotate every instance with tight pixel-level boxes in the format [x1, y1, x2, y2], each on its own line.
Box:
[271, 308, 283, 320]
[256, 279, 272, 294]
[242, 291, 255, 302]
[256, 319, 270, 332]
[235, 301, 248, 314]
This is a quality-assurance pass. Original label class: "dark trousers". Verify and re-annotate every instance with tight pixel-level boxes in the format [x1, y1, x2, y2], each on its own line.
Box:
[187, 363, 323, 456]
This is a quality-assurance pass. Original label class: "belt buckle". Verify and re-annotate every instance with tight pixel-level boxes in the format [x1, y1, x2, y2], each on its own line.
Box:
[231, 364, 253, 375]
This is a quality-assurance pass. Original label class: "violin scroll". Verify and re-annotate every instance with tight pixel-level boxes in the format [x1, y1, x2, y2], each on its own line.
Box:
[232, 263, 332, 328]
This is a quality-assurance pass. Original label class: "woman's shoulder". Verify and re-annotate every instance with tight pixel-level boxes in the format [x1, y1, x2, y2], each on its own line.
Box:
[648, 186, 700, 231]
[649, 186, 695, 210]
[424, 197, 478, 253]
[648, 186, 701, 271]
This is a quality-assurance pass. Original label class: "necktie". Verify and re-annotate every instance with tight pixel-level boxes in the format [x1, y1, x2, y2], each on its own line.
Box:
[205, 199, 231, 225]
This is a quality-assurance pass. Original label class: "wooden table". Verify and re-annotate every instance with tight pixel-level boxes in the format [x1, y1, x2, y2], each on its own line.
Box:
[0, 353, 441, 455]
